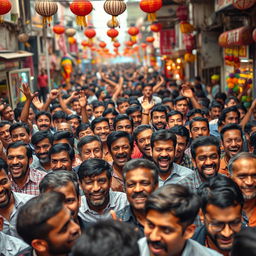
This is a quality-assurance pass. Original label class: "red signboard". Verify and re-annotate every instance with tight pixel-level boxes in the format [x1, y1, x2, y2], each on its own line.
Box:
[160, 29, 175, 56]
[218, 26, 253, 47]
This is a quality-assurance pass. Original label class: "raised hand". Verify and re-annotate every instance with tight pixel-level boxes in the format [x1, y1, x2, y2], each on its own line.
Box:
[20, 83, 38, 101]
[142, 98, 155, 112]
[79, 91, 87, 107]
[32, 96, 44, 110]
[49, 89, 59, 100]
[181, 83, 194, 98]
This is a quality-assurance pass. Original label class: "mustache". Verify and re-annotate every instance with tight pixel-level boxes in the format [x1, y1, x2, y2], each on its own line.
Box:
[39, 124, 49, 128]
[10, 163, 23, 168]
[241, 185, 256, 189]
[116, 153, 128, 159]
[131, 191, 148, 199]
[158, 156, 170, 161]
[202, 164, 217, 170]
[37, 153, 49, 157]
[147, 240, 167, 252]
[89, 189, 105, 196]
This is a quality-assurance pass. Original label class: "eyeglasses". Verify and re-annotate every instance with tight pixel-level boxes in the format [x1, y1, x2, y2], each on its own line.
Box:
[205, 218, 242, 232]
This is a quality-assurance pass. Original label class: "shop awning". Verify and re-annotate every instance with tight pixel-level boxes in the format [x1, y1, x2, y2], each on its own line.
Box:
[0, 51, 33, 60]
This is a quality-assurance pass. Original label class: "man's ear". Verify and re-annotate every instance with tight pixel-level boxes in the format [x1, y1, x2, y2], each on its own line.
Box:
[198, 209, 205, 224]
[183, 224, 196, 240]
[31, 239, 48, 253]
[29, 157, 33, 165]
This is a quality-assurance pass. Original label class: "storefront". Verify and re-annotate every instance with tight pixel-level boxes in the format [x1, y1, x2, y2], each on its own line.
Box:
[0, 51, 34, 108]
[218, 26, 254, 106]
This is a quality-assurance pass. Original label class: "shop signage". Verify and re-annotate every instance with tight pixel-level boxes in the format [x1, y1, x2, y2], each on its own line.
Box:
[160, 29, 175, 55]
[218, 26, 253, 47]
[215, 0, 233, 11]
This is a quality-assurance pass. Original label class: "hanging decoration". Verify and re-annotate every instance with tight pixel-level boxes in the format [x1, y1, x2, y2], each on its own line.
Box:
[68, 37, 76, 44]
[125, 41, 134, 47]
[232, 0, 255, 10]
[65, 28, 76, 37]
[150, 23, 162, 33]
[70, 0, 93, 27]
[139, 0, 162, 22]
[107, 18, 120, 28]
[81, 40, 89, 49]
[18, 33, 30, 48]
[84, 27, 96, 43]
[180, 21, 194, 34]
[35, 0, 58, 26]
[103, 0, 126, 26]
[53, 24, 65, 35]
[99, 41, 107, 48]
[146, 36, 155, 43]
[113, 42, 120, 48]
[141, 43, 147, 49]
[128, 27, 139, 42]
[184, 52, 196, 62]
[0, 0, 12, 23]
[176, 5, 188, 21]
[107, 28, 119, 41]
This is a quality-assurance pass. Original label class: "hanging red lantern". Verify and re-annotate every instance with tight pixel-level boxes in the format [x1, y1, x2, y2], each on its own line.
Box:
[0, 0, 12, 22]
[150, 23, 162, 33]
[113, 42, 120, 48]
[184, 52, 196, 62]
[68, 37, 76, 44]
[128, 27, 139, 42]
[70, 0, 93, 27]
[53, 24, 65, 35]
[99, 41, 107, 48]
[107, 28, 119, 41]
[81, 40, 89, 48]
[180, 21, 194, 34]
[35, 0, 58, 26]
[141, 43, 147, 49]
[84, 28, 96, 39]
[146, 36, 155, 43]
[104, 0, 126, 25]
[232, 0, 255, 10]
[125, 41, 133, 47]
[176, 5, 188, 21]
[140, 0, 162, 22]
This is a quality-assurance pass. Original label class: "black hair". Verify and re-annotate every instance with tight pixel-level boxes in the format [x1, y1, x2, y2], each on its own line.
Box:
[0, 120, 11, 128]
[150, 104, 168, 120]
[126, 105, 142, 116]
[77, 135, 103, 154]
[162, 97, 173, 104]
[35, 111, 51, 122]
[146, 184, 200, 228]
[189, 116, 209, 131]
[225, 96, 239, 105]
[72, 220, 140, 256]
[209, 100, 223, 110]
[186, 109, 203, 120]
[103, 108, 119, 117]
[16, 192, 65, 245]
[133, 125, 153, 143]
[198, 175, 244, 213]
[215, 92, 227, 102]
[67, 114, 81, 123]
[31, 131, 53, 146]
[14, 108, 22, 122]
[78, 158, 112, 181]
[9, 122, 30, 135]
[49, 143, 75, 161]
[244, 120, 256, 135]
[91, 117, 109, 132]
[151, 129, 177, 149]
[50, 104, 61, 113]
[220, 123, 243, 142]
[218, 106, 240, 127]
[104, 99, 115, 108]
[113, 114, 133, 130]
[167, 110, 183, 119]
[173, 96, 187, 105]
[53, 131, 74, 147]
[52, 111, 68, 121]
[0, 158, 8, 175]
[92, 101, 105, 111]
[190, 136, 220, 159]
[76, 123, 91, 137]
[116, 97, 129, 106]
[107, 131, 133, 151]
[169, 125, 190, 144]
[7, 141, 32, 159]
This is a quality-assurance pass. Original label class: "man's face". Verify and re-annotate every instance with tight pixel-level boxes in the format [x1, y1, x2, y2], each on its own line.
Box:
[231, 158, 256, 200]
[93, 106, 105, 118]
[68, 118, 80, 134]
[51, 151, 72, 171]
[0, 124, 12, 147]
[129, 111, 142, 128]
[29, 108, 35, 123]
[7, 146, 30, 180]
[93, 121, 110, 142]
[118, 102, 130, 114]
[46, 206, 80, 255]
[71, 101, 81, 115]
[2, 106, 14, 122]
[105, 113, 116, 131]
[0, 169, 12, 208]
[226, 99, 237, 108]
[190, 121, 209, 139]
[78, 128, 94, 139]
[125, 168, 157, 211]
[152, 111, 167, 130]
[80, 171, 111, 210]
[223, 111, 239, 125]
[110, 137, 132, 168]
[175, 135, 187, 160]
[175, 100, 188, 115]
[86, 105, 93, 119]
[35, 138, 52, 164]
[222, 129, 243, 159]
[80, 140, 103, 162]
[11, 127, 30, 144]
[168, 114, 183, 128]
[203, 204, 242, 252]
[53, 118, 66, 129]
[52, 182, 80, 219]
[152, 140, 175, 174]
[210, 107, 221, 120]
[145, 210, 189, 256]
[56, 122, 72, 132]
[115, 119, 133, 134]
[143, 86, 153, 98]
[36, 115, 51, 131]
[136, 129, 153, 158]
[193, 145, 220, 180]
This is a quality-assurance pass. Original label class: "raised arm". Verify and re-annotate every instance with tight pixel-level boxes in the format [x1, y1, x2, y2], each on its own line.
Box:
[240, 98, 256, 129]
[79, 91, 89, 123]
[112, 76, 124, 102]
[58, 91, 78, 115]
[153, 75, 165, 93]
[181, 83, 202, 109]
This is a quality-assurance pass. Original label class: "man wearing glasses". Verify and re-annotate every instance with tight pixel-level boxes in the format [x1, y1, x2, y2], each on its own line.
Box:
[193, 175, 244, 255]
[229, 152, 256, 226]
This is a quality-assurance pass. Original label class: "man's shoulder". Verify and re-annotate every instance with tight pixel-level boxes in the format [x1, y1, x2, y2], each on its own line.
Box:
[187, 239, 222, 255]
[116, 205, 131, 221]
[14, 247, 33, 256]
[138, 237, 150, 256]
[173, 163, 194, 176]
[13, 192, 34, 202]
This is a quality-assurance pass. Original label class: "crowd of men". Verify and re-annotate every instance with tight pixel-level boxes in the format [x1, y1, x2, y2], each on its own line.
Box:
[0, 64, 256, 256]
